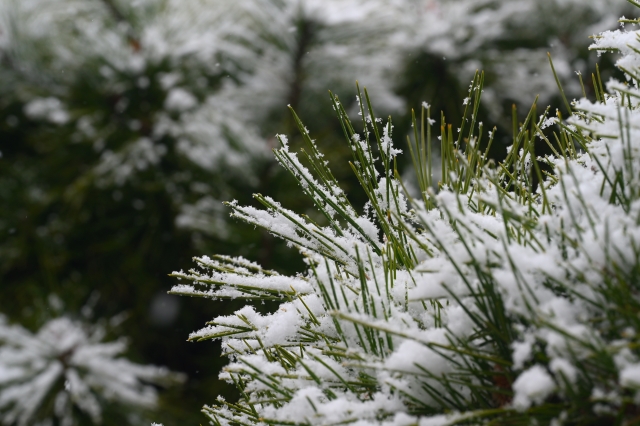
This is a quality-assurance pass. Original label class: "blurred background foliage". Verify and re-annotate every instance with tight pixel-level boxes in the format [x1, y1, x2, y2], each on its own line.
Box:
[0, 0, 632, 424]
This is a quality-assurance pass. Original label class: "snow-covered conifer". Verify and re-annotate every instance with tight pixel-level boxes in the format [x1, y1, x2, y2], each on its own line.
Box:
[0, 314, 185, 426]
[0, 0, 629, 237]
[173, 3, 640, 424]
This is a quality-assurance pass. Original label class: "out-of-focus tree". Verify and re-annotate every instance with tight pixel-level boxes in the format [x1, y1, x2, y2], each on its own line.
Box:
[0, 310, 184, 426]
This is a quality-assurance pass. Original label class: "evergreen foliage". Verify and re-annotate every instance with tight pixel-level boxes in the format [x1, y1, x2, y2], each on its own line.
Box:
[1, 0, 637, 424]
[173, 3, 640, 424]
[0, 311, 184, 426]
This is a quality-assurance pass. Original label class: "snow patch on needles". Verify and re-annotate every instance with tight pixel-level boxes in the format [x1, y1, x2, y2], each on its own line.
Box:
[512, 365, 556, 410]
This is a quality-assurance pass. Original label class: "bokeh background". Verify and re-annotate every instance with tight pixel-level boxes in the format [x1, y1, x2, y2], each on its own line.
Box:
[0, 0, 632, 424]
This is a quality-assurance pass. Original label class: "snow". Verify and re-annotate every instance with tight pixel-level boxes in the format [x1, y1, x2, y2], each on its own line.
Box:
[164, 88, 197, 112]
[511, 334, 535, 370]
[512, 365, 556, 410]
[549, 358, 578, 387]
[620, 363, 640, 389]
[23, 97, 69, 125]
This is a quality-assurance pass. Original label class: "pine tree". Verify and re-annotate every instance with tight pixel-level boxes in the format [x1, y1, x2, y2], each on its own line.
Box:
[173, 2, 640, 424]
[2, 0, 638, 424]
[0, 311, 184, 426]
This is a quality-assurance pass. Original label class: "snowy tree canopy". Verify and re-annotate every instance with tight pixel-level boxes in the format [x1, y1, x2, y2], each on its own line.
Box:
[0, 0, 630, 235]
